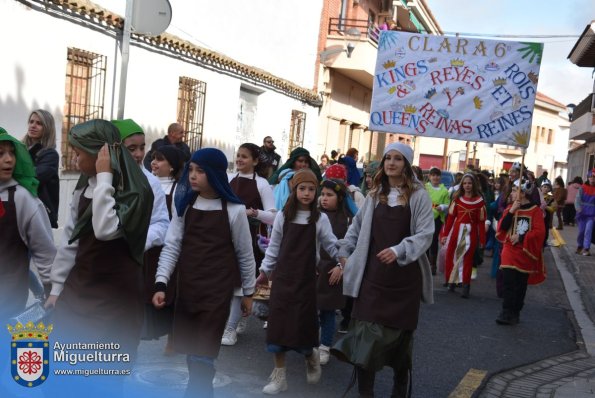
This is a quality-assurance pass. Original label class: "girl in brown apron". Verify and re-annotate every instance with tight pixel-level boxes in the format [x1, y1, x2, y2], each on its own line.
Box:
[153, 148, 255, 398]
[223, 143, 276, 346]
[256, 169, 339, 395]
[144, 145, 185, 352]
[45, 120, 153, 395]
[317, 178, 354, 365]
[111, 120, 173, 346]
[0, 131, 56, 323]
[331, 142, 435, 398]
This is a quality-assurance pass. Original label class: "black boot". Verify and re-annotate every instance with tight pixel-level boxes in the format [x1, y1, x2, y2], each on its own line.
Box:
[496, 310, 519, 326]
[461, 284, 470, 299]
[391, 367, 410, 398]
[448, 283, 456, 292]
[356, 367, 376, 397]
[185, 357, 216, 398]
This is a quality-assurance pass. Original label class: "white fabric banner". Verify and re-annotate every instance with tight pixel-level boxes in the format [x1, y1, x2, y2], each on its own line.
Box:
[370, 31, 543, 148]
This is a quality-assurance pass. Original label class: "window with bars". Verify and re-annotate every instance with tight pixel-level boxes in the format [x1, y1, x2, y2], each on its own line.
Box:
[288, 110, 306, 157]
[61, 48, 107, 171]
[177, 76, 207, 152]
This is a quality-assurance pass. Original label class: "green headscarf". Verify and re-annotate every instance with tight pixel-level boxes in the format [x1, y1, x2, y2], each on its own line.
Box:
[0, 128, 39, 197]
[361, 160, 380, 196]
[68, 119, 153, 265]
[111, 119, 143, 140]
[269, 147, 321, 184]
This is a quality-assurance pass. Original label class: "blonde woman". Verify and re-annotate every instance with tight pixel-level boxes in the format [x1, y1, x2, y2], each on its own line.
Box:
[22, 109, 59, 228]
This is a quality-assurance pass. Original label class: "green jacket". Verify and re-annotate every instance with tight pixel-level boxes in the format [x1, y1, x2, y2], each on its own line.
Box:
[425, 182, 450, 222]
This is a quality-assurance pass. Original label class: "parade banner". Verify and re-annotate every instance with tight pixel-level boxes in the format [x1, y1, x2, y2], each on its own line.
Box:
[370, 31, 543, 148]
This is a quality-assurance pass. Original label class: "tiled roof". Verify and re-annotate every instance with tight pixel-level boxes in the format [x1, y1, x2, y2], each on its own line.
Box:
[536, 91, 566, 109]
[43, 0, 321, 105]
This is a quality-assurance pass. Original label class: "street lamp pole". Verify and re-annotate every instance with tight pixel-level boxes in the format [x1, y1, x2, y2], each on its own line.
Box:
[117, 0, 134, 119]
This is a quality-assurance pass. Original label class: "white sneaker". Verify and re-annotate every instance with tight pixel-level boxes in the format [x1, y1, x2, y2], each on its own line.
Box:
[236, 317, 247, 335]
[305, 348, 321, 384]
[319, 345, 330, 365]
[263, 321, 268, 329]
[221, 327, 237, 346]
[262, 367, 287, 395]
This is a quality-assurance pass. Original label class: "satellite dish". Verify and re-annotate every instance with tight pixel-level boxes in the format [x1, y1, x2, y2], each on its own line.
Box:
[132, 0, 172, 36]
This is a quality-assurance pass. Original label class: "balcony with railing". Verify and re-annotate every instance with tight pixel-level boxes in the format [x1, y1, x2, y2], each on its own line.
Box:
[321, 18, 384, 89]
[569, 93, 595, 141]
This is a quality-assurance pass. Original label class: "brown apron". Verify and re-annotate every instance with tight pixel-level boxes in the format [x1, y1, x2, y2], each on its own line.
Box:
[53, 188, 143, 354]
[0, 186, 30, 321]
[172, 198, 239, 358]
[143, 181, 177, 305]
[267, 221, 319, 348]
[352, 203, 422, 331]
[141, 181, 178, 339]
[317, 210, 348, 310]
[230, 173, 264, 275]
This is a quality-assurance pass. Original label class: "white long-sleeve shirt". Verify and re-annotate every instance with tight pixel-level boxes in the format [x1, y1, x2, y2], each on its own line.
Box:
[155, 195, 256, 296]
[50, 173, 121, 296]
[142, 167, 169, 251]
[228, 172, 277, 225]
[156, 176, 175, 196]
[260, 210, 338, 277]
[0, 179, 56, 283]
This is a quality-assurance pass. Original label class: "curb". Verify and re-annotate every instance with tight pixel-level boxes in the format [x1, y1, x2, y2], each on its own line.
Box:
[477, 242, 595, 397]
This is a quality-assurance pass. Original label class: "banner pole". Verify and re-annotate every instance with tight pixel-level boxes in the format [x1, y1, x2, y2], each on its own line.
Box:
[442, 138, 449, 170]
[513, 147, 527, 232]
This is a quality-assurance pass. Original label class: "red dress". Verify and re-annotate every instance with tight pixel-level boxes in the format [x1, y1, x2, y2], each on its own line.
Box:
[440, 195, 486, 284]
[496, 205, 546, 285]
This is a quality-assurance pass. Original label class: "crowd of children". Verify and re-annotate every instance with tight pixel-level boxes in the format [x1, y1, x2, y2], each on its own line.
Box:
[4, 113, 595, 397]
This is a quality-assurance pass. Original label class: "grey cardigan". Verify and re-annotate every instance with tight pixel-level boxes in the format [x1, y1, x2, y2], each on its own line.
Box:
[337, 185, 435, 304]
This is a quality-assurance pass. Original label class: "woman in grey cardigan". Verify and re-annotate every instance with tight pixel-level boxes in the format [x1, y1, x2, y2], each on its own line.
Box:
[331, 142, 434, 398]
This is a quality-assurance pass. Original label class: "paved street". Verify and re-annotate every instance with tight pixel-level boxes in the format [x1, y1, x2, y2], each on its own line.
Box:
[122, 242, 581, 397]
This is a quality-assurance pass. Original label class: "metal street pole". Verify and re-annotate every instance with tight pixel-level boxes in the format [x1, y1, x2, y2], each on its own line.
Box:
[117, 0, 134, 119]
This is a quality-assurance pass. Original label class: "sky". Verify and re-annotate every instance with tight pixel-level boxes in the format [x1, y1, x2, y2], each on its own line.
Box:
[426, 0, 595, 107]
[96, 0, 593, 106]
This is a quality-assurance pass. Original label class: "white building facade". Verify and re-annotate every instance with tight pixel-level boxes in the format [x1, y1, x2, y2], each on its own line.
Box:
[0, 0, 323, 229]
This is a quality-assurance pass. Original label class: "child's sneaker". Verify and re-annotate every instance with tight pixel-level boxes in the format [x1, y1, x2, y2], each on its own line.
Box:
[262, 367, 287, 395]
[305, 348, 321, 384]
[319, 345, 330, 365]
[582, 249, 591, 256]
[221, 327, 237, 346]
[576, 246, 583, 254]
[236, 317, 248, 334]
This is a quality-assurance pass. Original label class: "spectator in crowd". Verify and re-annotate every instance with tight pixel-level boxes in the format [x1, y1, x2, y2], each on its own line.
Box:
[22, 109, 59, 228]
[143, 123, 191, 171]
[565, 176, 583, 226]
[260, 136, 281, 179]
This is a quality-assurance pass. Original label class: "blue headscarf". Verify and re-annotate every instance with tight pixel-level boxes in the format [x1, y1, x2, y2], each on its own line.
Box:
[175, 148, 243, 216]
[341, 156, 361, 187]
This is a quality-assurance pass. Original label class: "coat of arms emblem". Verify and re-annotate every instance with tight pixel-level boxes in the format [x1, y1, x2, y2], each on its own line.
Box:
[7, 321, 52, 387]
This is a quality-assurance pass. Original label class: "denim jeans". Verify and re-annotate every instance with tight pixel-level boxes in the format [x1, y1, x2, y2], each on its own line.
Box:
[319, 310, 336, 347]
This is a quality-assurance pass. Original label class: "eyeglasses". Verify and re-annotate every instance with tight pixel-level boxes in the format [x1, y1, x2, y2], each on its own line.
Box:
[265, 140, 274, 144]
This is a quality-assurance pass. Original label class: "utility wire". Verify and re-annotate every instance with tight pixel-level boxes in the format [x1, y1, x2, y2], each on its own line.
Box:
[439, 31, 593, 39]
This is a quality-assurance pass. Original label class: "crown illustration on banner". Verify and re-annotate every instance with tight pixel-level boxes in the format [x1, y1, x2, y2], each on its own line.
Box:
[383, 60, 396, 69]
[7, 321, 53, 341]
[493, 77, 507, 86]
[512, 129, 530, 147]
[528, 71, 538, 84]
[424, 88, 437, 99]
[403, 104, 417, 113]
[450, 58, 464, 67]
